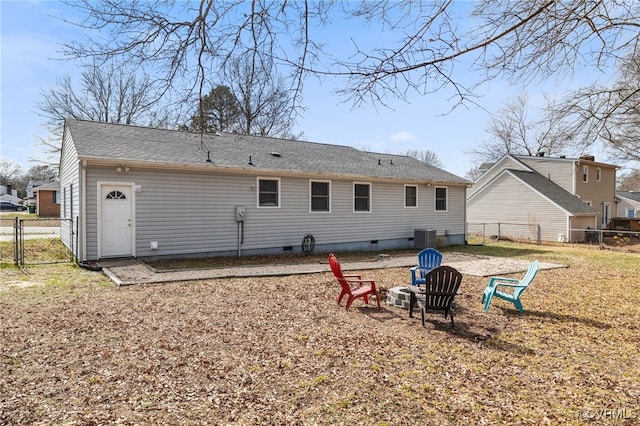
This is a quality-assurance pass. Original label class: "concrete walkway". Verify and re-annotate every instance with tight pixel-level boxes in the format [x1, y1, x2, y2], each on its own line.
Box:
[98, 253, 567, 286]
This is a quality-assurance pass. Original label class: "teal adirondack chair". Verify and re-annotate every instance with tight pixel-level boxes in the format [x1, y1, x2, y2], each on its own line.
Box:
[410, 248, 443, 286]
[481, 260, 539, 313]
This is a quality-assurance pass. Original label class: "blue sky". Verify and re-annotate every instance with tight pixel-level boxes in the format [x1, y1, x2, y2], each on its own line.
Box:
[0, 1, 614, 178]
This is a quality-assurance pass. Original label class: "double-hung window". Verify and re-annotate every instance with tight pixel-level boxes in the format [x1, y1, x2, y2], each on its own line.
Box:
[354, 183, 371, 212]
[405, 185, 417, 207]
[258, 178, 280, 207]
[435, 187, 447, 211]
[310, 181, 330, 212]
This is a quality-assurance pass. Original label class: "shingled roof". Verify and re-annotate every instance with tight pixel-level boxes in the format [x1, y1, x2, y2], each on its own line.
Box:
[617, 191, 640, 203]
[64, 119, 468, 184]
[507, 169, 597, 215]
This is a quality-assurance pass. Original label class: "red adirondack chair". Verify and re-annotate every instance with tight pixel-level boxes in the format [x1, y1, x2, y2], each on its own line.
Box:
[328, 253, 381, 310]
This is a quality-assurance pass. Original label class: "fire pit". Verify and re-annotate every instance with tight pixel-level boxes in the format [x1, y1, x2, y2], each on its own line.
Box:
[386, 286, 411, 309]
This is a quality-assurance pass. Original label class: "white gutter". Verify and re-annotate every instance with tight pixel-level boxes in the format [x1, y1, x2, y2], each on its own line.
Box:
[76, 156, 470, 187]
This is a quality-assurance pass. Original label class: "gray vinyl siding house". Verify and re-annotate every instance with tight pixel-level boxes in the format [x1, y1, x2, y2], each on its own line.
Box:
[59, 129, 81, 256]
[59, 119, 469, 261]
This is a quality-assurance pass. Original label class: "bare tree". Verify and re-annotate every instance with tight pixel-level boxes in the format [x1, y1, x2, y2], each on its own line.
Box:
[225, 54, 300, 138]
[36, 61, 174, 163]
[60, 0, 319, 118]
[403, 149, 443, 168]
[464, 162, 489, 182]
[38, 62, 168, 128]
[469, 93, 572, 163]
[558, 51, 640, 163]
[24, 165, 58, 182]
[618, 169, 640, 191]
[10, 165, 59, 199]
[60, 1, 640, 109]
[0, 158, 24, 186]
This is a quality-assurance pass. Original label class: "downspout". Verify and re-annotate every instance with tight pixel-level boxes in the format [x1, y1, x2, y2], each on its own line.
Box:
[572, 160, 577, 195]
[464, 183, 471, 245]
[80, 159, 87, 261]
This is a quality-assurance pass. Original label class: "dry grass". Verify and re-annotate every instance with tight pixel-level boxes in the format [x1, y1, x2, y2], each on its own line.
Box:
[1, 242, 639, 425]
[0, 239, 72, 266]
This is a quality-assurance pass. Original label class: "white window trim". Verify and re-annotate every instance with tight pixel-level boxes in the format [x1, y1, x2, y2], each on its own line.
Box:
[257, 176, 281, 208]
[404, 184, 418, 208]
[584, 200, 592, 207]
[309, 179, 331, 213]
[596, 167, 601, 182]
[353, 182, 372, 213]
[434, 186, 448, 212]
[582, 165, 588, 183]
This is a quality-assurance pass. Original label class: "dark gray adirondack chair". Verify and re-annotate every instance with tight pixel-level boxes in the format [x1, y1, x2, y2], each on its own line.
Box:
[408, 265, 463, 328]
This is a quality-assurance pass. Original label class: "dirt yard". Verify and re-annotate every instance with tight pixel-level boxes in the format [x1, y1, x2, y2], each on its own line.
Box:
[96, 252, 566, 285]
[1, 244, 639, 424]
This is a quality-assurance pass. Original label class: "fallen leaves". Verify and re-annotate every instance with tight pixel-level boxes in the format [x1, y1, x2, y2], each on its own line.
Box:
[1, 244, 639, 424]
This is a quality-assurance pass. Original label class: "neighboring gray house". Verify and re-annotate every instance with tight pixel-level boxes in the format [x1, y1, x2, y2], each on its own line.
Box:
[616, 191, 640, 218]
[59, 119, 469, 261]
[467, 154, 618, 242]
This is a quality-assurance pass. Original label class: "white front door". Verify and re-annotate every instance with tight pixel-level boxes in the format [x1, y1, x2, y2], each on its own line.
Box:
[100, 184, 133, 257]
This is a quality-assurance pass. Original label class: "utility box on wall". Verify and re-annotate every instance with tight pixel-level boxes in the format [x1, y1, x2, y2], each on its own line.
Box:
[235, 205, 246, 221]
[414, 229, 437, 249]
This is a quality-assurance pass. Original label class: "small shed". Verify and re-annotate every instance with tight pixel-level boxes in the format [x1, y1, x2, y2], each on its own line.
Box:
[34, 181, 60, 217]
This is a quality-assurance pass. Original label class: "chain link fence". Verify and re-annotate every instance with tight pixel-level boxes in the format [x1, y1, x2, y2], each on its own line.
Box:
[467, 222, 640, 249]
[466, 222, 542, 245]
[0, 216, 15, 264]
[0, 216, 74, 266]
[570, 227, 640, 247]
